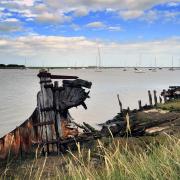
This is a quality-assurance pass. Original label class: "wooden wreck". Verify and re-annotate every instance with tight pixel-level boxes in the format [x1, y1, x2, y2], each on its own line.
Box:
[0, 70, 92, 159]
[0, 70, 180, 160]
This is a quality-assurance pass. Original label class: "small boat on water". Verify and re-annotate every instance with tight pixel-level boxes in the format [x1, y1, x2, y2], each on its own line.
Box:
[134, 68, 145, 73]
[152, 68, 157, 72]
[169, 56, 175, 71]
[151, 56, 157, 72]
[134, 69, 145, 73]
[134, 55, 145, 73]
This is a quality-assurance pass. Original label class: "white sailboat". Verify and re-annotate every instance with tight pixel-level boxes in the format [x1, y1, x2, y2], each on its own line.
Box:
[152, 56, 157, 72]
[134, 54, 145, 73]
[169, 56, 174, 71]
[134, 68, 145, 73]
[122, 59, 127, 71]
[95, 46, 102, 72]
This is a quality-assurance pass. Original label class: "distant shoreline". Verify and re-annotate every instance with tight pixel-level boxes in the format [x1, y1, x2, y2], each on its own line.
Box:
[0, 64, 26, 69]
[1, 66, 180, 70]
[26, 66, 180, 70]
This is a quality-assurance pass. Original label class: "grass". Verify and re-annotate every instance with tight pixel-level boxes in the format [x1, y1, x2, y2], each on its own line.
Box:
[157, 99, 180, 112]
[1, 99, 180, 179]
[0, 134, 179, 180]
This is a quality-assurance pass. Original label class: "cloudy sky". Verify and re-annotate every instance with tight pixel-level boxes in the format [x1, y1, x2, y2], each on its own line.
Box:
[0, 0, 180, 67]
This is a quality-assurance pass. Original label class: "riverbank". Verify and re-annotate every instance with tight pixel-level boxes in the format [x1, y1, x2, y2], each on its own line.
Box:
[0, 99, 180, 179]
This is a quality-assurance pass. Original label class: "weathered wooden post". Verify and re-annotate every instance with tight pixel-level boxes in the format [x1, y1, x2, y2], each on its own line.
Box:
[117, 94, 123, 113]
[153, 90, 158, 106]
[148, 90, 153, 106]
[37, 71, 56, 154]
[53, 81, 61, 139]
[53, 81, 61, 154]
[138, 100, 142, 110]
[163, 89, 167, 103]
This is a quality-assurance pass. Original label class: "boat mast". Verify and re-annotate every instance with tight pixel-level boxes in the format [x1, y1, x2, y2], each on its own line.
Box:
[139, 54, 142, 68]
[98, 46, 101, 69]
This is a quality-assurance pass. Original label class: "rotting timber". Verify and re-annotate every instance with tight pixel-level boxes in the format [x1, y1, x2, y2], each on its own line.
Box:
[0, 70, 94, 159]
[99, 86, 180, 137]
[0, 71, 180, 160]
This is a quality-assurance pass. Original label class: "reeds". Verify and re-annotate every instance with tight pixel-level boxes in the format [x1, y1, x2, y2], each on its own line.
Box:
[0, 134, 180, 180]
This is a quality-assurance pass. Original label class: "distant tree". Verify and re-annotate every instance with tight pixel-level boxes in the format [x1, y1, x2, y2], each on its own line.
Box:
[6, 64, 25, 68]
[7, 64, 19, 67]
[0, 64, 6, 68]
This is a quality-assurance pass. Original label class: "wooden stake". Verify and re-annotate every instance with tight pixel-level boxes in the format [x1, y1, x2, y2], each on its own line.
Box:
[163, 89, 167, 103]
[117, 94, 123, 113]
[153, 90, 158, 106]
[138, 100, 142, 110]
[148, 90, 153, 106]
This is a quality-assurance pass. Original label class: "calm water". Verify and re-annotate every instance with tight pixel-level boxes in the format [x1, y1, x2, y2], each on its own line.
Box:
[0, 68, 180, 137]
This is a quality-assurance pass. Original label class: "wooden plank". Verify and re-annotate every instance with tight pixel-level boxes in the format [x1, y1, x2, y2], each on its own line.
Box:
[33, 121, 54, 127]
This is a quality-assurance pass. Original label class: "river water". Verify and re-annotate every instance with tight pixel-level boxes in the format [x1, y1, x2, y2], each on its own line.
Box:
[0, 68, 180, 137]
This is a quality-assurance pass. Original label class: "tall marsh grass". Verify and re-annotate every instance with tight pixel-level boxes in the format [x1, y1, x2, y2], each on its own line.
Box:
[157, 99, 180, 111]
[0, 134, 180, 180]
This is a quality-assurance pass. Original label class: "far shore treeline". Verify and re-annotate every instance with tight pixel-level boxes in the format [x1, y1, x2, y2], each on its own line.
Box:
[0, 64, 26, 69]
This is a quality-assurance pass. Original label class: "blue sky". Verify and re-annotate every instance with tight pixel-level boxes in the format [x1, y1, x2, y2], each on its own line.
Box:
[0, 0, 180, 67]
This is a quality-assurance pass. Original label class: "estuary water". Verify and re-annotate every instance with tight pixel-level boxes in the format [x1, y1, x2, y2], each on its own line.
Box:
[0, 68, 180, 137]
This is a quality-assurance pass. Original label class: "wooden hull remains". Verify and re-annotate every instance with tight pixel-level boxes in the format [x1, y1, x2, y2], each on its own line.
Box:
[1, 70, 180, 160]
[0, 70, 92, 159]
[0, 109, 38, 159]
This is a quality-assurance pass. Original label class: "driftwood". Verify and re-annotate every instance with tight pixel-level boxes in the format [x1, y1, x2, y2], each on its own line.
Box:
[83, 122, 98, 133]
[99, 88, 180, 137]
[100, 111, 180, 137]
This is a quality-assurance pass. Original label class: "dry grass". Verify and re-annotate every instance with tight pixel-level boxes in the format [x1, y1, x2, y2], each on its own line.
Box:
[0, 134, 180, 180]
[157, 100, 180, 112]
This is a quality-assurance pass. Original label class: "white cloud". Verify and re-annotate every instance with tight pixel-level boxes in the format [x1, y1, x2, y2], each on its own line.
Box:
[119, 10, 144, 19]
[140, 10, 158, 22]
[73, 7, 89, 17]
[21, 0, 34, 6]
[71, 24, 81, 31]
[85, 21, 123, 32]
[35, 12, 71, 23]
[86, 21, 106, 28]
[6, 0, 34, 6]
[140, 10, 180, 23]
[44, 0, 169, 11]
[3, 18, 19, 22]
[0, 35, 97, 56]
[0, 0, 180, 26]
[0, 35, 180, 57]
[34, 3, 48, 12]
[164, 11, 180, 19]
[107, 26, 122, 31]
[0, 35, 180, 67]
[0, 20, 22, 32]
[167, 2, 180, 7]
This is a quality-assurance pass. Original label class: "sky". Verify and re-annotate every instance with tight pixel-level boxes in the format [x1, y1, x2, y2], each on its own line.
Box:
[0, 0, 180, 67]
